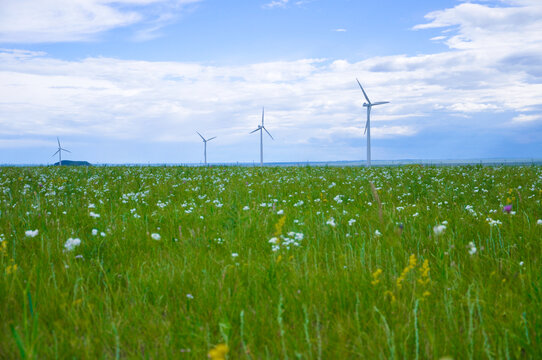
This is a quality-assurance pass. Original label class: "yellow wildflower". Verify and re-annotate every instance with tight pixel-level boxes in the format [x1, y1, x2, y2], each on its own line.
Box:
[371, 268, 383, 286]
[6, 262, 17, 275]
[384, 290, 396, 303]
[423, 291, 431, 297]
[417, 259, 430, 285]
[408, 254, 417, 268]
[274, 216, 286, 236]
[397, 254, 417, 289]
[208, 343, 229, 360]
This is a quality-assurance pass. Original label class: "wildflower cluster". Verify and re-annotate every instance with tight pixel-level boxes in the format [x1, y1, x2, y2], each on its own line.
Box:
[397, 254, 417, 290]
[269, 232, 304, 252]
[268, 215, 303, 252]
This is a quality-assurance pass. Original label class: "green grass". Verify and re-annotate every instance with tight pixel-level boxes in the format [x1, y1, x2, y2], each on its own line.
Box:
[0, 165, 541, 359]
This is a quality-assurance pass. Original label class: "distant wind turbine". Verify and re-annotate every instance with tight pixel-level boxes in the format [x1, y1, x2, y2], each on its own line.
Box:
[356, 79, 390, 168]
[250, 107, 274, 167]
[51, 137, 71, 166]
[196, 131, 216, 166]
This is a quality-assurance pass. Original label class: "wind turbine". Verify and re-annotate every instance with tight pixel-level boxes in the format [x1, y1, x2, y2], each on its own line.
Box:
[51, 137, 71, 166]
[356, 79, 390, 167]
[196, 131, 216, 166]
[250, 107, 274, 167]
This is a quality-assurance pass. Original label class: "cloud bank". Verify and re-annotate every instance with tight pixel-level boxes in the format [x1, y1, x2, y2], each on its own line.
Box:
[0, 0, 201, 43]
[0, 0, 541, 162]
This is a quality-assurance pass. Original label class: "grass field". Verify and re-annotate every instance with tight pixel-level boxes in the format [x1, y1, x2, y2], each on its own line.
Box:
[1, 165, 541, 359]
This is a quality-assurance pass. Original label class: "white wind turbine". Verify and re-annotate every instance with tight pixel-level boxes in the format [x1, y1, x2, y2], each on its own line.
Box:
[250, 107, 274, 167]
[356, 79, 390, 167]
[51, 137, 71, 166]
[196, 131, 216, 166]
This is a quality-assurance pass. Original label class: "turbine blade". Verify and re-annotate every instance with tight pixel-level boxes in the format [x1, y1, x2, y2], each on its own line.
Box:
[263, 126, 274, 140]
[51, 150, 60, 157]
[262, 107, 265, 126]
[196, 131, 205, 141]
[364, 120, 368, 135]
[62, 148, 72, 153]
[207, 136, 217, 141]
[372, 101, 390, 106]
[356, 78, 371, 104]
[250, 128, 260, 134]
[57, 137, 61, 147]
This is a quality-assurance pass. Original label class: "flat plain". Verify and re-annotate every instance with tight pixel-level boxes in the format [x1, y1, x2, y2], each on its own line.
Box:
[1, 165, 541, 359]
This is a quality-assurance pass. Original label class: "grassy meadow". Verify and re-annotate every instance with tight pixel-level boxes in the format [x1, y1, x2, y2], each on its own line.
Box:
[0, 165, 541, 359]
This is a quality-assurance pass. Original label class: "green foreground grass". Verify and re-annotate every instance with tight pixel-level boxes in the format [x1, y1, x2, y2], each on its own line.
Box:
[1, 165, 541, 359]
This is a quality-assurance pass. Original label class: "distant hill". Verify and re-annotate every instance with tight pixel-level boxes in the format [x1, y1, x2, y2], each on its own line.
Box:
[53, 160, 92, 166]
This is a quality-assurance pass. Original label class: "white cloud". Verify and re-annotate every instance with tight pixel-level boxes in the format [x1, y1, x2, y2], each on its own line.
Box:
[264, 0, 289, 9]
[0, 0, 201, 43]
[263, 0, 311, 9]
[333, 29, 347, 32]
[512, 114, 542, 123]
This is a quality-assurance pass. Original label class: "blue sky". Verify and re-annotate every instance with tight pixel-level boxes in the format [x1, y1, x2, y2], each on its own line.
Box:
[0, 0, 541, 164]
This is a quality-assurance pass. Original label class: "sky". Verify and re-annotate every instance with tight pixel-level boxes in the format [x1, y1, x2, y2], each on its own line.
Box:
[0, 0, 541, 164]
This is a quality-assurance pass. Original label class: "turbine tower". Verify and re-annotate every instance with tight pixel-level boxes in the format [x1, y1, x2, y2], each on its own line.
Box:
[196, 131, 216, 166]
[356, 79, 390, 168]
[52, 137, 71, 166]
[250, 107, 274, 167]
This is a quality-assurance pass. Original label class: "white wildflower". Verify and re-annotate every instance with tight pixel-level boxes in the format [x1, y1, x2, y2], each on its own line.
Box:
[348, 219, 356, 226]
[326, 218, 336, 227]
[468, 241, 477, 255]
[91, 229, 98, 236]
[231, 253, 239, 258]
[243, 206, 250, 211]
[486, 218, 502, 227]
[64, 238, 81, 251]
[186, 294, 194, 299]
[151, 233, 161, 241]
[374, 230, 382, 237]
[268, 237, 279, 245]
[433, 224, 446, 235]
[25, 229, 39, 238]
[277, 209, 284, 215]
[89, 211, 100, 218]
